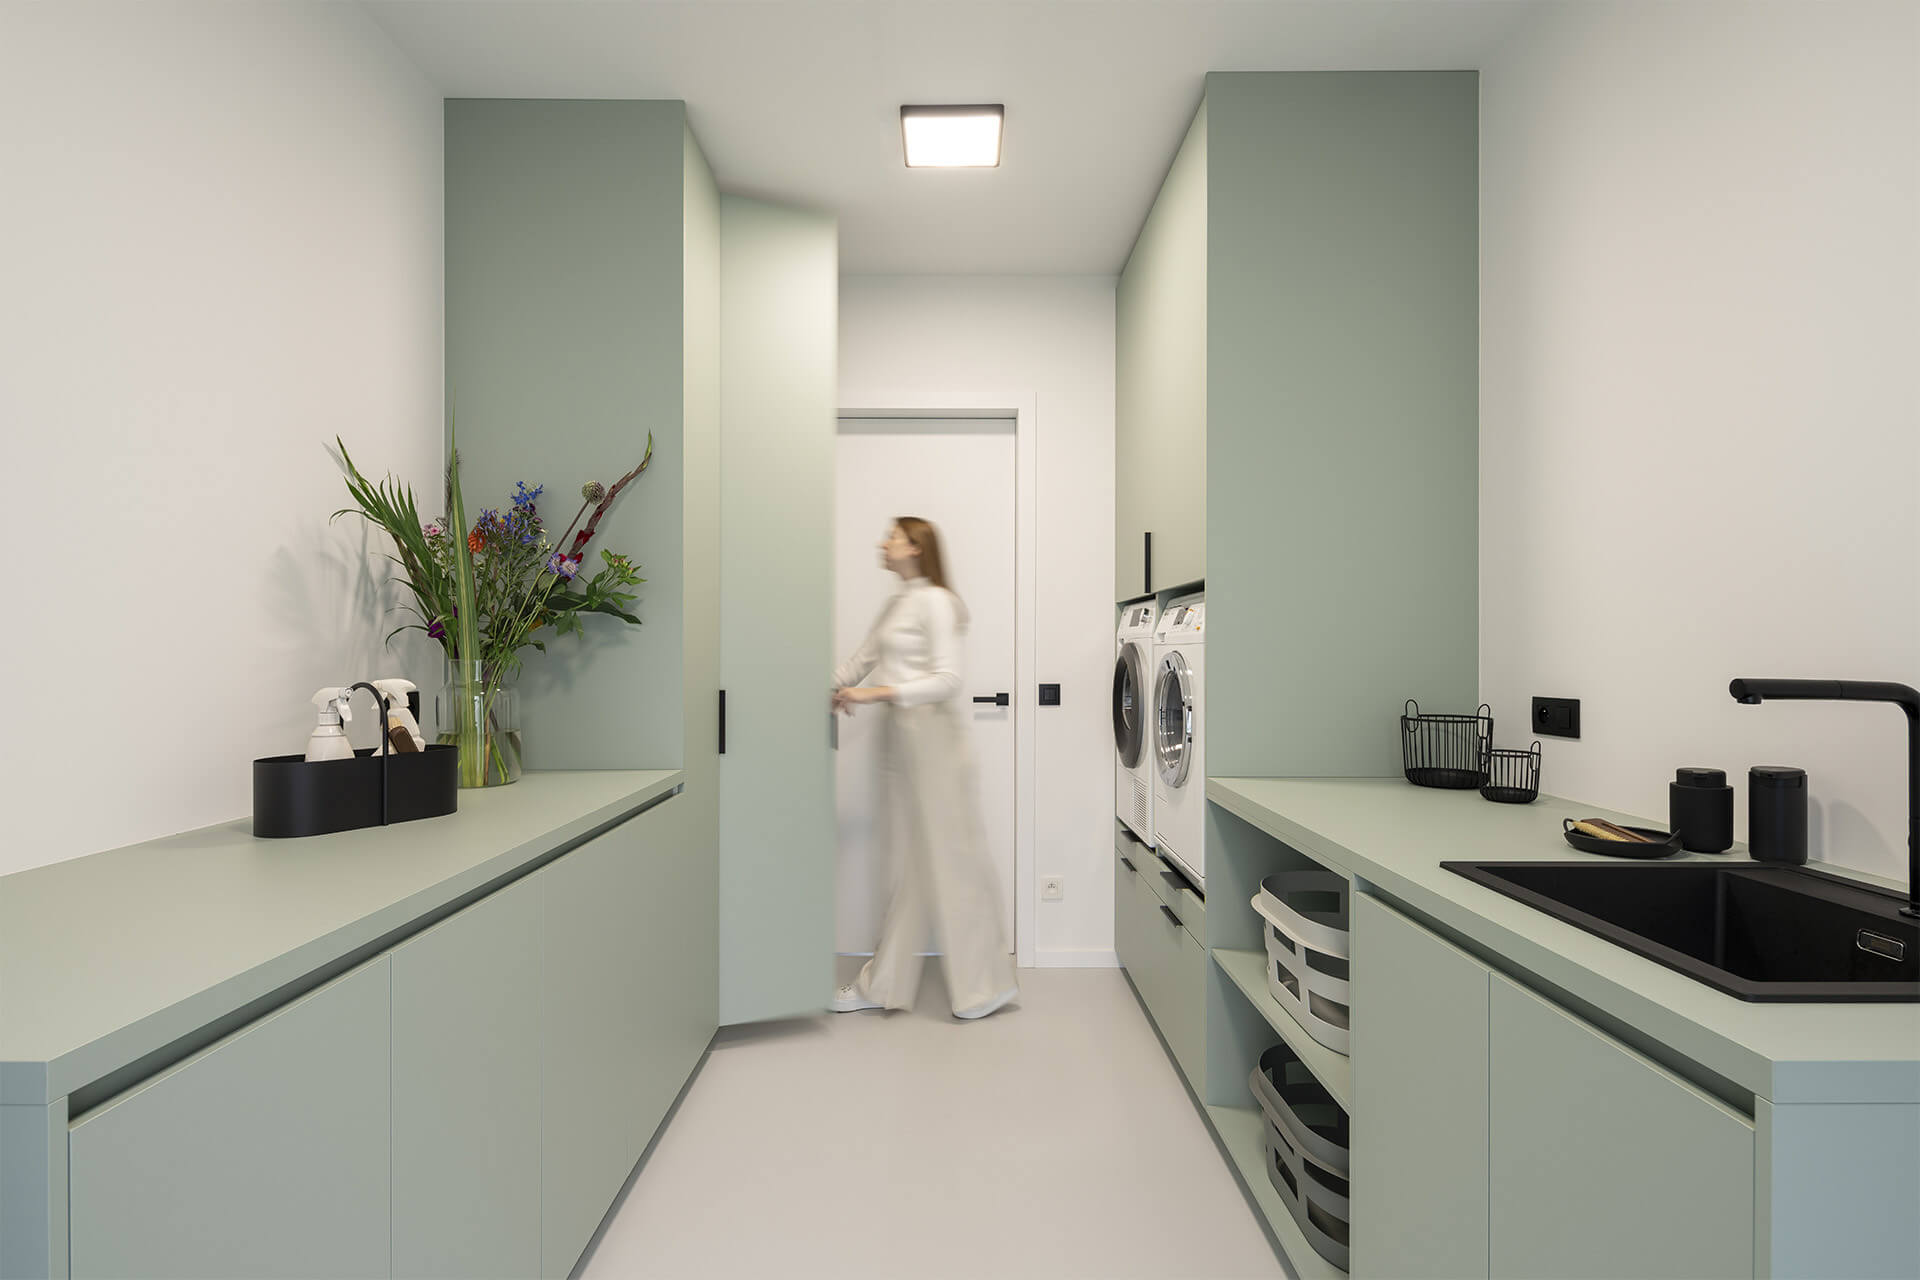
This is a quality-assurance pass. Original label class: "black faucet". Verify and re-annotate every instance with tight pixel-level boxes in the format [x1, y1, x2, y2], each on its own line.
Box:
[1729, 678, 1920, 919]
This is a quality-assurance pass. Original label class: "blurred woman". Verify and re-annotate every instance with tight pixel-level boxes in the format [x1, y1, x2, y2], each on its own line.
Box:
[829, 517, 1018, 1020]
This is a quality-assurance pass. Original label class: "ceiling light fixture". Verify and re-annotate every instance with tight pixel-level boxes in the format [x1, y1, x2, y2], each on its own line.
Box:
[900, 104, 1004, 168]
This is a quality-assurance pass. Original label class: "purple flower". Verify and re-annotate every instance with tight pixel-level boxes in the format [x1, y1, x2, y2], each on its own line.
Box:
[547, 551, 582, 579]
[427, 619, 447, 640]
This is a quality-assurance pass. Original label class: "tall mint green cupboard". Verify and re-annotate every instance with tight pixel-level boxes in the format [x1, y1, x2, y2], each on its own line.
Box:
[1113, 72, 1479, 771]
[717, 194, 839, 1026]
[446, 99, 839, 1034]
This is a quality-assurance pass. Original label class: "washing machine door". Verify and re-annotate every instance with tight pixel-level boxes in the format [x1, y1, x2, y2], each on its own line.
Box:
[1112, 643, 1146, 769]
[1154, 651, 1194, 788]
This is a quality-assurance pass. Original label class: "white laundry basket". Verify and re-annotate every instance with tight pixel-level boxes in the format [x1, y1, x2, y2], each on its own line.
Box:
[1251, 1041, 1352, 1271]
[1252, 870, 1352, 1054]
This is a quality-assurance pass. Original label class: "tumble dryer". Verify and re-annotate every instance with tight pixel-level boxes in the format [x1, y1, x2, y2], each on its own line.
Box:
[1152, 595, 1206, 890]
[1113, 600, 1159, 845]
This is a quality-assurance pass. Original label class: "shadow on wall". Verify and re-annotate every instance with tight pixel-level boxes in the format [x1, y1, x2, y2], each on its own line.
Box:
[267, 512, 440, 749]
[516, 611, 640, 706]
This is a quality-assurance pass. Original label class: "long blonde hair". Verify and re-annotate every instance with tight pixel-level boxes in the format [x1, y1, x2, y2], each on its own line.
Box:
[896, 516, 967, 623]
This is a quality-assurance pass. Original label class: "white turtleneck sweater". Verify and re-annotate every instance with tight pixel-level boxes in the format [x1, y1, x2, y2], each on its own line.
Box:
[832, 576, 967, 708]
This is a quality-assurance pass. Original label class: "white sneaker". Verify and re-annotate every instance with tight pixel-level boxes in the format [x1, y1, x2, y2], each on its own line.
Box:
[954, 986, 1020, 1020]
[828, 983, 883, 1013]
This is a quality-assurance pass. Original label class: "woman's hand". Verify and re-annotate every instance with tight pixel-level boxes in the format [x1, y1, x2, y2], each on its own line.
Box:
[832, 685, 894, 715]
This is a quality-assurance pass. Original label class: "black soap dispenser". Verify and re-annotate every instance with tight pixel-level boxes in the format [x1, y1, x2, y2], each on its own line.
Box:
[1670, 768, 1734, 853]
[1748, 766, 1809, 865]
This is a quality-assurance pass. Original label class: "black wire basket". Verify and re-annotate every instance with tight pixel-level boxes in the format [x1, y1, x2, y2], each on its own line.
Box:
[1481, 740, 1543, 804]
[1400, 700, 1493, 789]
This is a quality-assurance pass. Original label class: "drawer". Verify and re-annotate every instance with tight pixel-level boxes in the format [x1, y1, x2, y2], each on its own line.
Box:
[1155, 860, 1205, 944]
[1117, 853, 1205, 1089]
[1116, 828, 1205, 944]
[1114, 847, 1151, 977]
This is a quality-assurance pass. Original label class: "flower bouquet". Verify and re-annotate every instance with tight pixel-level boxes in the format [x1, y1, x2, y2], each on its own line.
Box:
[334, 426, 652, 787]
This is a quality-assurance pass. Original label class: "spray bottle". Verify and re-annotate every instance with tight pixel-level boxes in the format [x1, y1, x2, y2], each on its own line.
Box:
[372, 678, 426, 753]
[306, 687, 356, 762]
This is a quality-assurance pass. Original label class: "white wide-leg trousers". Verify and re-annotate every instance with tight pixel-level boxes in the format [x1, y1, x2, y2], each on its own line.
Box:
[856, 701, 1017, 1014]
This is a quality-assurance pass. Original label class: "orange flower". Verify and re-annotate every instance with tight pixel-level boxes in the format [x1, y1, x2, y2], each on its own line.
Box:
[467, 528, 485, 554]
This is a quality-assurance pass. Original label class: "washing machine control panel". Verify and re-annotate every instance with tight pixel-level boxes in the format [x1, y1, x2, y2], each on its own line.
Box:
[1117, 601, 1159, 641]
[1156, 599, 1205, 642]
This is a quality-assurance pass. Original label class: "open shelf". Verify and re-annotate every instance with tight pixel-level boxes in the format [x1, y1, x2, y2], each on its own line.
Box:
[1206, 1104, 1348, 1280]
[1213, 947, 1354, 1110]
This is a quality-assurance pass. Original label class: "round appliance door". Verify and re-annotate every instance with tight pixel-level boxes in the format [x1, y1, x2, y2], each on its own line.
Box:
[1154, 652, 1194, 788]
[1112, 644, 1146, 769]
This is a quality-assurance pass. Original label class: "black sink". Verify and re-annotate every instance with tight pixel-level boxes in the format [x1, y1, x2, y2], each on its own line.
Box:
[1440, 861, 1919, 1002]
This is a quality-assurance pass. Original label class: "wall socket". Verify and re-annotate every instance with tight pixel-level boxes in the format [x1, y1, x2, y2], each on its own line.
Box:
[1041, 876, 1064, 902]
[1532, 696, 1581, 739]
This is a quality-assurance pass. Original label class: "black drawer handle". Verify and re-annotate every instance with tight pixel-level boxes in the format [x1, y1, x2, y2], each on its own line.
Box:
[1159, 904, 1183, 929]
[973, 692, 1011, 707]
[1120, 856, 1137, 873]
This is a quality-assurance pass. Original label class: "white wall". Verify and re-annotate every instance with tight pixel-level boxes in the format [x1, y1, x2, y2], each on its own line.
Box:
[0, 4, 445, 875]
[1481, 0, 1919, 879]
[840, 277, 1118, 962]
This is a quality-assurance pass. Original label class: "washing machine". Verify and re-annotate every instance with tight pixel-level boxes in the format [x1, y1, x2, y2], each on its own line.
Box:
[1113, 599, 1160, 845]
[1152, 595, 1206, 890]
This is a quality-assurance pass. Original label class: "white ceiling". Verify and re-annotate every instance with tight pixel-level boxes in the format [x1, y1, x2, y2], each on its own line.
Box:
[363, 1, 1535, 275]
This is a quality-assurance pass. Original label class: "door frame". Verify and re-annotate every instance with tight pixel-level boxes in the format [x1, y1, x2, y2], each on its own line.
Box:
[838, 392, 1038, 968]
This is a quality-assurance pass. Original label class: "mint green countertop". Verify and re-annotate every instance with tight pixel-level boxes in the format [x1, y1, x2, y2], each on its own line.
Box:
[1208, 777, 1920, 1106]
[0, 770, 682, 1105]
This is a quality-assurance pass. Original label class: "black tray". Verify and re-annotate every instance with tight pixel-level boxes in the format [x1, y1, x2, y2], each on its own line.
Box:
[1562, 818, 1682, 859]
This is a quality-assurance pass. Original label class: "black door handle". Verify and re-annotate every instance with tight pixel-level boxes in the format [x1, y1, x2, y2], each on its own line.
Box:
[1120, 856, 1137, 873]
[972, 693, 1011, 707]
[1159, 903, 1183, 929]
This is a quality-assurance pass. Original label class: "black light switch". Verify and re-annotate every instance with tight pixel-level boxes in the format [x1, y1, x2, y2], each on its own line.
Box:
[1038, 684, 1061, 706]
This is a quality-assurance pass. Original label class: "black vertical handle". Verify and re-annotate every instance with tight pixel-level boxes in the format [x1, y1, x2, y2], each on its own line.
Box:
[1144, 531, 1153, 595]
[347, 683, 391, 826]
[718, 689, 727, 755]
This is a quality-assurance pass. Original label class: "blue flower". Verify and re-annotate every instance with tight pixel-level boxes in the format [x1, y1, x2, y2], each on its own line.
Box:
[547, 551, 581, 579]
[512, 481, 544, 512]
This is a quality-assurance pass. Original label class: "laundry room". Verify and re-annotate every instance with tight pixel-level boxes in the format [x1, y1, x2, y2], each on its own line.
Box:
[2, 3, 1916, 1278]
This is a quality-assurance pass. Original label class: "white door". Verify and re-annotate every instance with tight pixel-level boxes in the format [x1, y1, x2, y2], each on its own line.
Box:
[834, 417, 1016, 956]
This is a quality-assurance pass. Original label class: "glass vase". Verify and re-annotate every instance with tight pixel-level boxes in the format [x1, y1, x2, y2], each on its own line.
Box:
[436, 659, 522, 788]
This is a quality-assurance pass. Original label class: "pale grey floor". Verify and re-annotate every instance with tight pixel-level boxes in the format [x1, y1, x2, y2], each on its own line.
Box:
[580, 962, 1286, 1280]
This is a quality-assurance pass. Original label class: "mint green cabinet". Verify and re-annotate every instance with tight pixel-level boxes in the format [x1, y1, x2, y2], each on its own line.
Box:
[541, 815, 650, 1277]
[1114, 840, 1204, 1088]
[1115, 101, 1208, 600]
[541, 797, 709, 1278]
[716, 193, 838, 1025]
[68, 961, 391, 1279]
[1351, 895, 1490, 1280]
[1488, 974, 1754, 1279]
[391, 878, 543, 1279]
[622, 795, 714, 1151]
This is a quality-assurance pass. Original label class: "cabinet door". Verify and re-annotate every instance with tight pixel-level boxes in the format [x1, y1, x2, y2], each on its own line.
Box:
[1489, 975, 1754, 1279]
[717, 194, 837, 1024]
[622, 796, 712, 1153]
[392, 878, 543, 1279]
[69, 960, 391, 1279]
[1115, 844, 1150, 976]
[542, 817, 648, 1277]
[1351, 895, 1491, 1280]
[1116, 99, 1208, 600]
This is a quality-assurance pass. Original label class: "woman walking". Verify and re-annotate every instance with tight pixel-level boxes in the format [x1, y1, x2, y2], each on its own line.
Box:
[829, 517, 1019, 1020]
